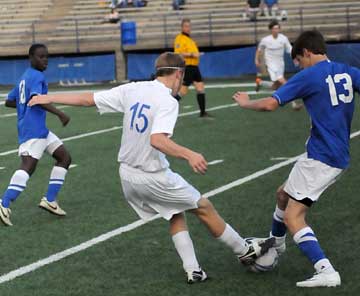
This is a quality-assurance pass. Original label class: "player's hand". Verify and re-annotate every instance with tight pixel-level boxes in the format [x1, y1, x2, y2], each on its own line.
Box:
[188, 151, 207, 174]
[255, 61, 261, 68]
[58, 113, 70, 126]
[232, 91, 250, 107]
[190, 52, 201, 58]
[28, 95, 51, 106]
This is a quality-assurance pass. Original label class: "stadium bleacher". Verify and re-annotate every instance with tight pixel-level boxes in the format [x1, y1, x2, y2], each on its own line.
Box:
[0, 0, 359, 80]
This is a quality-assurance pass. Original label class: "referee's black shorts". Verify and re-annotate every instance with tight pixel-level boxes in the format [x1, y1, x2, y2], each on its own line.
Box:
[183, 65, 203, 86]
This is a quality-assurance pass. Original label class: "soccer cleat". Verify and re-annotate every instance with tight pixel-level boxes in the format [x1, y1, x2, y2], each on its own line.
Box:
[0, 199, 13, 226]
[238, 237, 275, 265]
[296, 271, 341, 288]
[39, 197, 66, 216]
[199, 112, 214, 119]
[186, 269, 208, 284]
[255, 77, 262, 92]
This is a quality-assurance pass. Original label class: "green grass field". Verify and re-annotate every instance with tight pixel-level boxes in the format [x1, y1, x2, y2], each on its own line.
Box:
[0, 83, 360, 296]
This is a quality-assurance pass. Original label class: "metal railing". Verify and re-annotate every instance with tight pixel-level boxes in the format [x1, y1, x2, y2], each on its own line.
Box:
[0, 3, 359, 54]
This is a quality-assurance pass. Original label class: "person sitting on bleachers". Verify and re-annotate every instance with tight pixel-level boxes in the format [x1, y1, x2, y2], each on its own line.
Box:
[263, 0, 279, 17]
[173, 0, 185, 10]
[110, 0, 127, 8]
[245, 0, 261, 21]
[103, 8, 120, 23]
[129, 0, 148, 7]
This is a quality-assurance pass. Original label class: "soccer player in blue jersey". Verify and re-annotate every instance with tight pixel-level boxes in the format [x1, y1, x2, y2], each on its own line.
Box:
[232, 30, 360, 287]
[0, 44, 71, 226]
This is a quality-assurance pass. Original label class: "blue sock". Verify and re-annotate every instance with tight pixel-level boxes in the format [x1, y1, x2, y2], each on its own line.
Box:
[293, 226, 326, 265]
[1, 170, 29, 208]
[271, 206, 287, 237]
[46, 166, 68, 202]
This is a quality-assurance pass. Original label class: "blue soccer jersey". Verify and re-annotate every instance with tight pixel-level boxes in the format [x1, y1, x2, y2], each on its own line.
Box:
[8, 67, 49, 144]
[273, 60, 360, 169]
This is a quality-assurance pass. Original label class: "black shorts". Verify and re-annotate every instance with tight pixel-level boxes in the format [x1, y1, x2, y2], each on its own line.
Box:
[183, 65, 203, 86]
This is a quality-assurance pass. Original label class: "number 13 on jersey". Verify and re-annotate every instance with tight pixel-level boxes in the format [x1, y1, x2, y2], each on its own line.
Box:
[130, 102, 151, 133]
[326, 73, 353, 106]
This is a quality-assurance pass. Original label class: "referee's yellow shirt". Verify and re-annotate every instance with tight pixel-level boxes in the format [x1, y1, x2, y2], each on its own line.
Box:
[174, 33, 199, 66]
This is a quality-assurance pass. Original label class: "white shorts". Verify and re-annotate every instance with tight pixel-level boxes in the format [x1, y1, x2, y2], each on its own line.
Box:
[284, 155, 343, 204]
[119, 164, 201, 221]
[18, 131, 63, 160]
[267, 63, 285, 82]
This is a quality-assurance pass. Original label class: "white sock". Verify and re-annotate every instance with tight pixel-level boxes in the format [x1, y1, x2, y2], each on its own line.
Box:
[314, 258, 336, 274]
[172, 231, 200, 272]
[217, 224, 248, 255]
[260, 80, 273, 88]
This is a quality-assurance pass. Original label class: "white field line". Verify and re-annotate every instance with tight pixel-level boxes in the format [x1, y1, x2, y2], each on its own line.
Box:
[182, 105, 193, 109]
[0, 82, 257, 99]
[0, 106, 70, 119]
[0, 130, 359, 285]
[208, 159, 224, 165]
[69, 164, 78, 169]
[270, 157, 291, 161]
[0, 102, 241, 157]
[0, 167, 5, 170]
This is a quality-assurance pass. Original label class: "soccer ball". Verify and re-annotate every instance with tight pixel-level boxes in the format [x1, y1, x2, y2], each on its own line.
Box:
[248, 247, 279, 273]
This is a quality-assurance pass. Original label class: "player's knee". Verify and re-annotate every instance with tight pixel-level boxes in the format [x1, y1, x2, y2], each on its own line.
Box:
[276, 187, 288, 208]
[57, 151, 72, 169]
[194, 197, 215, 217]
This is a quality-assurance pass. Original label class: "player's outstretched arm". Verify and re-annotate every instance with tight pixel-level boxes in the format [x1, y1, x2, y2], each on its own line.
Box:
[40, 104, 70, 126]
[232, 91, 279, 111]
[28, 92, 95, 107]
[151, 133, 207, 174]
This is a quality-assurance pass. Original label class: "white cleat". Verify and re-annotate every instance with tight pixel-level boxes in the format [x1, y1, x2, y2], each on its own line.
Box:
[0, 199, 13, 226]
[186, 269, 208, 284]
[39, 197, 66, 216]
[296, 271, 341, 288]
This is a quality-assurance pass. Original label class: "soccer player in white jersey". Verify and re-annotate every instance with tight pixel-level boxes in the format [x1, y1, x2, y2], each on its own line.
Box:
[233, 30, 360, 287]
[255, 20, 302, 110]
[0, 44, 71, 227]
[28, 52, 274, 283]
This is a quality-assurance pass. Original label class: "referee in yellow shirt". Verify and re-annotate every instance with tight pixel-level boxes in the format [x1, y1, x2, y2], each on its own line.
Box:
[174, 18, 210, 117]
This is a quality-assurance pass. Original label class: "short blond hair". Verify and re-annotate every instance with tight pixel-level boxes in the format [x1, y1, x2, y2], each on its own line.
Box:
[155, 52, 185, 77]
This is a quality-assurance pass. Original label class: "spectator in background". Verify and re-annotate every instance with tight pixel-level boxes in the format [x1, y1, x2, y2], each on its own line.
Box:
[103, 8, 120, 23]
[264, 0, 279, 17]
[110, 0, 128, 8]
[173, 0, 185, 10]
[245, 0, 261, 21]
[131, 0, 147, 7]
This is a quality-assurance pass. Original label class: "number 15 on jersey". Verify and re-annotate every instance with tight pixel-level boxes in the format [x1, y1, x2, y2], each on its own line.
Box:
[130, 102, 151, 133]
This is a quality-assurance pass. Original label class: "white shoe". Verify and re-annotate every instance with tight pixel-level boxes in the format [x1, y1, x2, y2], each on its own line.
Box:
[39, 197, 66, 216]
[186, 269, 208, 284]
[0, 199, 13, 226]
[296, 271, 341, 288]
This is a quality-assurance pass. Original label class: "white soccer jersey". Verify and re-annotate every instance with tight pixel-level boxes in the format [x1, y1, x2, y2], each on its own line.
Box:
[94, 80, 179, 172]
[258, 33, 292, 68]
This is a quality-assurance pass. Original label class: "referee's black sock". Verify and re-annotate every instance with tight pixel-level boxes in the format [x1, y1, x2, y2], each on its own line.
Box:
[197, 93, 206, 116]
[173, 94, 182, 101]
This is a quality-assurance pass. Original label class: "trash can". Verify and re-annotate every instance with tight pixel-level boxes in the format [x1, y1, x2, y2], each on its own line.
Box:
[121, 21, 137, 45]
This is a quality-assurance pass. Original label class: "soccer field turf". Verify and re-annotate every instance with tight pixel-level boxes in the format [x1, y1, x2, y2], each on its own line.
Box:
[0, 84, 359, 295]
